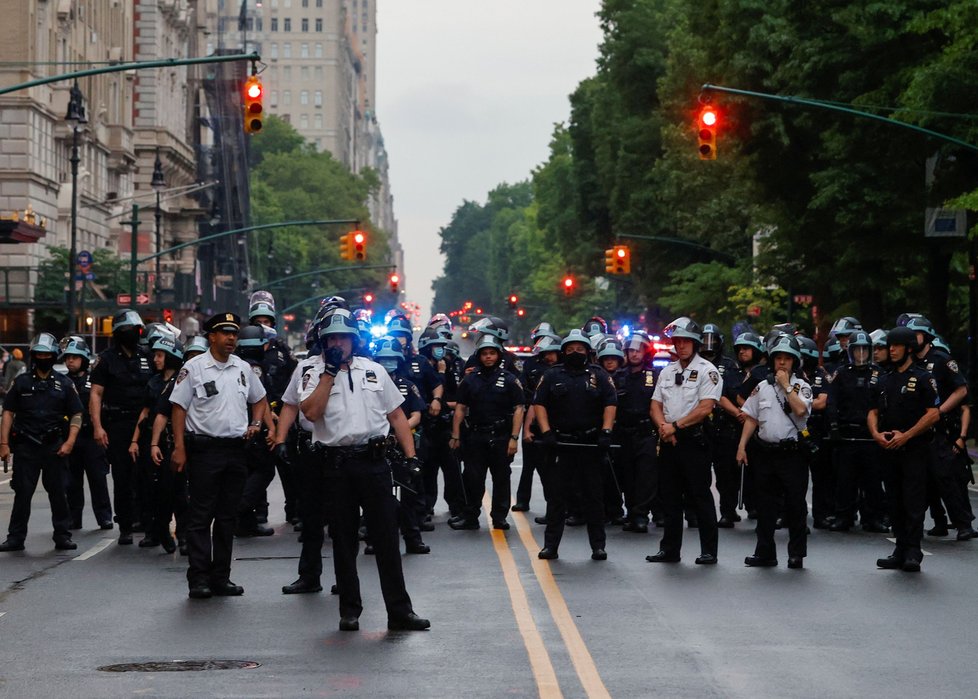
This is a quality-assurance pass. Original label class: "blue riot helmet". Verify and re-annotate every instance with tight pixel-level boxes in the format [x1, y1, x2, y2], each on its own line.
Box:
[531, 322, 559, 343]
[373, 336, 405, 375]
[248, 289, 277, 326]
[305, 322, 322, 356]
[768, 334, 801, 373]
[663, 317, 703, 344]
[596, 337, 625, 370]
[932, 335, 951, 354]
[352, 309, 373, 350]
[700, 323, 724, 360]
[387, 314, 414, 339]
[152, 336, 185, 371]
[582, 316, 609, 339]
[235, 325, 266, 364]
[142, 322, 174, 351]
[60, 337, 92, 368]
[30, 332, 60, 355]
[905, 316, 937, 348]
[824, 337, 842, 363]
[846, 330, 872, 367]
[894, 312, 922, 328]
[469, 316, 510, 343]
[734, 331, 765, 367]
[869, 329, 888, 348]
[445, 340, 461, 360]
[797, 336, 819, 361]
[830, 316, 863, 338]
[183, 335, 209, 359]
[417, 326, 449, 360]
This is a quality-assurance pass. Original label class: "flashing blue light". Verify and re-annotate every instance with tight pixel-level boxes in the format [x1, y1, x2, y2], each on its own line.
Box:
[652, 358, 670, 368]
[621, 324, 631, 338]
[370, 324, 388, 339]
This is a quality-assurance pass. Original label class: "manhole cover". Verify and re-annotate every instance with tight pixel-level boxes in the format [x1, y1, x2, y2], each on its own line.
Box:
[97, 660, 261, 672]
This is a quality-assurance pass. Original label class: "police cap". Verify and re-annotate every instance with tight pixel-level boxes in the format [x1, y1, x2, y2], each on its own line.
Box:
[204, 312, 241, 333]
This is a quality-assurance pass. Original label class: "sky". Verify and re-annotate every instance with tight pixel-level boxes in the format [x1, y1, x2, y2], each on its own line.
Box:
[376, 0, 604, 316]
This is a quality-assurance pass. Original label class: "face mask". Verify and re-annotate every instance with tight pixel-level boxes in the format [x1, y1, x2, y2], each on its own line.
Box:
[564, 352, 587, 369]
[116, 328, 140, 349]
[379, 359, 400, 374]
[33, 356, 55, 372]
[432, 347, 445, 360]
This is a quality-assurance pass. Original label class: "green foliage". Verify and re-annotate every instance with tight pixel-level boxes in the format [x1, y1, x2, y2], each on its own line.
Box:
[34, 246, 132, 332]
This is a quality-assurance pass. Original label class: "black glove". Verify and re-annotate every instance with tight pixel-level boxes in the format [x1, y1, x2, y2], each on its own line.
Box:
[538, 430, 557, 449]
[272, 443, 289, 464]
[404, 456, 423, 476]
[322, 346, 344, 377]
[597, 429, 613, 451]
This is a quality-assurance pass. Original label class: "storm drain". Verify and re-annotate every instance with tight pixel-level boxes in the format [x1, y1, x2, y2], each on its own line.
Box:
[97, 660, 261, 672]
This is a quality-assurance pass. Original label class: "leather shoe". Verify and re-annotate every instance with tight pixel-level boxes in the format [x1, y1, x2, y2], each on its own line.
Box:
[744, 555, 778, 567]
[178, 541, 189, 556]
[862, 522, 890, 534]
[695, 553, 717, 565]
[282, 578, 323, 594]
[138, 535, 160, 548]
[161, 535, 177, 554]
[448, 518, 479, 530]
[419, 521, 435, 532]
[813, 518, 833, 530]
[387, 612, 430, 631]
[98, 520, 114, 530]
[829, 520, 852, 532]
[405, 542, 431, 554]
[717, 517, 735, 528]
[901, 558, 921, 572]
[646, 550, 680, 563]
[591, 548, 607, 561]
[330, 584, 339, 595]
[956, 526, 977, 541]
[118, 531, 133, 545]
[534, 516, 547, 525]
[492, 519, 510, 530]
[363, 544, 375, 555]
[339, 616, 360, 631]
[237, 523, 274, 537]
[876, 555, 904, 570]
[0, 539, 25, 552]
[54, 539, 78, 551]
[787, 557, 804, 569]
[210, 580, 244, 596]
[188, 584, 212, 599]
[537, 547, 558, 560]
[69, 519, 82, 531]
[511, 502, 530, 512]
[927, 524, 949, 537]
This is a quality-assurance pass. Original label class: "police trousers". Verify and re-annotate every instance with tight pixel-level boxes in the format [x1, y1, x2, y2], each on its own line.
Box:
[105, 418, 139, 531]
[927, 436, 974, 528]
[185, 438, 247, 587]
[753, 446, 809, 560]
[614, 426, 658, 523]
[67, 434, 112, 526]
[543, 444, 606, 551]
[710, 424, 740, 518]
[328, 454, 413, 619]
[423, 416, 463, 515]
[882, 439, 930, 562]
[296, 438, 335, 583]
[7, 440, 72, 543]
[461, 431, 512, 523]
[658, 438, 719, 557]
[833, 434, 885, 525]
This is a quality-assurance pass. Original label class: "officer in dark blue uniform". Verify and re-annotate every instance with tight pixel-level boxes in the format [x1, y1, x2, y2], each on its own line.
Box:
[700, 324, 743, 527]
[799, 336, 834, 529]
[89, 309, 155, 544]
[60, 337, 113, 530]
[868, 326, 940, 572]
[609, 334, 659, 533]
[416, 327, 456, 521]
[464, 317, 523, 376]
[0, 334, 83, 552]
[516, 332, 562, 512]
[533, 330, 617, 561]
[826, 331, 887, 532]
[450, 335, 525, 530]
[907, 317, 977, 540]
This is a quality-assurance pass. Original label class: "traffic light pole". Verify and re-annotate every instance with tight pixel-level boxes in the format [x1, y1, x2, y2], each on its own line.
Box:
[251, 263, 394, 292]
[616, 233, 737, 262]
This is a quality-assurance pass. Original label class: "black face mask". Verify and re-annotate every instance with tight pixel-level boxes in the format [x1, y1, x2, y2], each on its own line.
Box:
[564, 352, 588, 369]
[33, 356, 56, 373]
[116, 328, 140, 350]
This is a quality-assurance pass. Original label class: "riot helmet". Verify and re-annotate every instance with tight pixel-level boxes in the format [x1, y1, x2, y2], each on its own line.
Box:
[582, 316, 608, 339]
[700, 323, 724, 360]
[183, 335, 209, 359]
[663, 317, 703, 344]
[531, 322, 558, 343]
[373, 336, 405, 374]
[235, 325, 266, 364]
[846, 330, 872, 367]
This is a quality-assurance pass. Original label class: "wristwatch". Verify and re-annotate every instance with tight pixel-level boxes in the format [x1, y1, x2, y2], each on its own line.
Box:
[249, 421, 261, 427]
[510, 434, 519, 442]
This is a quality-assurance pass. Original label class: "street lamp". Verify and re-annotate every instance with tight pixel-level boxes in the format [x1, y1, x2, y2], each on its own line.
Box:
[151, 148, 166, 299]
[65, 81, 87, 333]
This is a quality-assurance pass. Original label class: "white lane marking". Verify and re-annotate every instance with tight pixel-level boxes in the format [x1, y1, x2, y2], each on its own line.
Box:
[73, 537, 115, 561]
[885, 537, 932, 555]
[0, 612, 6, 619]
[0, 477, 10, 486]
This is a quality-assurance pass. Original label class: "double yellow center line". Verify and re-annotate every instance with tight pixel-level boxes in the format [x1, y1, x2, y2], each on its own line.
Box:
[486, 496, 611, 699]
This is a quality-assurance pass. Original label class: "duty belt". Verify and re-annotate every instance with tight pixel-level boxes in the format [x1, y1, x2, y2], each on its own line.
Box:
[753, 437, 801, 452]
[186, 434, 245, 447]
[466, 419, 508, 434]
[555, 428, 598, 444]
[13, 429, 62, 446]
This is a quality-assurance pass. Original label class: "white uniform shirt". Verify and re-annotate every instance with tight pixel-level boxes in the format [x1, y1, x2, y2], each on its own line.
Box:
[741, 375, 813, 443]
[282, 359, 317, 432]
[652, 354, 722, 422]
[169, 350, 266, 438]
[298, 354, 404, 447]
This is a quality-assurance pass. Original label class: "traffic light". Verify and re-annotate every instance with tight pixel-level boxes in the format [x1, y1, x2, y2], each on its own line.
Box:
[614, 245, 631, 274]
[508, 294, 518, 309]
[243, 75, 264, 134]
[363, 292, 374, 307]
[338, 233, 353, 260]
[517, 308, 525, 317]
[697, 106, 717, 160]
[389, 272, 400, 294]
[563, 275, 575, 296]
[352, 230, 366, 261]
[162, 309, 173, 323]
[605, 248, 617, 274]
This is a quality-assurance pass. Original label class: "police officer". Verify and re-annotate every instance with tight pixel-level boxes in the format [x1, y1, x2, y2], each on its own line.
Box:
[737, 335, 813, 569]
[826, 331, 887, 532]
[798, 336, 834, 529]
[868, 327, 940, 572]
[449, 335, 524, 531]
[830, 317, 863, 352]
[416, 327, 456, 521]
[0, 333, 83, 551]
[61, 337, 113, 530]
[610, 333, 659, 533]
[700, 324, 743, 528]
[907, 317, 977, 540]
[169, 313, 268, 599]
[300, 308, 429, 631]
[533, 330, 617, 561]
[89, 309, 154, 544]
[464, 317, 522, 375]
[732, 332, 768, 519]
[647, 318, 722, 565]
[870, 329, 890, 368]
[515, 330, 562, 512]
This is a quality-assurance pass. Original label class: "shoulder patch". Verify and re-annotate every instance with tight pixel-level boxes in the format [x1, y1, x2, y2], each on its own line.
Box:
[301, 372, 311, 390]
[251, 365, 263, 377]
[801, 386, 812, 400]
[708, 370, 719, 385]
[410, 383, 422, 398]
[175, 367, 188, 384]
[948, 359, 959, 373]
[930, 378, 938, 394]
[750, 385, 760, 396]
[90, 356, 100, 371]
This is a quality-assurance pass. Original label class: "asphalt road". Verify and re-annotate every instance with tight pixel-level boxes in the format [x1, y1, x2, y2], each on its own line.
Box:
[1, 455, 977, 698]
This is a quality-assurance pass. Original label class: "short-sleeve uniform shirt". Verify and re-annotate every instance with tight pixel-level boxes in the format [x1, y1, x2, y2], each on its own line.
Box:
[651, 354, 722, 423]
[299, 355, 404, 446]
[282, 359, 318, 432]
[741, 375, 813, 443]
[169, 351, 266, 438]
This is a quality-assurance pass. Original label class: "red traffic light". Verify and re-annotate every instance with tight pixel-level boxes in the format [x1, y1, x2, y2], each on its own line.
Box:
[700, 109, 717, 126]
[246, 82, 262, 100]
[508, 293, 518, 309]
[563, 275, 575, 295]
[517, 308, 525, 317]
[353, 231, 365, 245]
[363, 292, 374, 305]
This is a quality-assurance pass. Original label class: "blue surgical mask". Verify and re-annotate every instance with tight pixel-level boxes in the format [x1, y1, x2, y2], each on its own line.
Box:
[432, 347, 445, 360]
[378, 358, 400, 374]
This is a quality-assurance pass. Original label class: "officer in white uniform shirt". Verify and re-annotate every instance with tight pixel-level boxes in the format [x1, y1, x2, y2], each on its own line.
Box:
[169, 313, 268, 600]
[299, 308, 430, 632]
[648, 317, 722, 565]
[737, 334, 813, 569]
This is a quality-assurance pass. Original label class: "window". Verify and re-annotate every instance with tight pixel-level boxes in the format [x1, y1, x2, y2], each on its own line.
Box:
[270, 17, 278, 32]
[283, 66, 292, 80]
[300, 114, 309, 129]
[300, 90, 309, 105]
[300, 66, 309, 80]
[270, 90, 278, 107]
[314, 42, 323, 57]
[314, 114, 323, 129]
[300, 42, 309, 58]
[256, 17, 263, 31]
[314, 65, 323, 80]
[316, 0, 322, 6]
[315, 18, 322, 32]
[314, 90, 322, 106]
[282, 42, 292, 58]
[301, 18, 308, 32]
[269, 42, 278, 58]
[283, 90, 292, 106]
[301, 0, 308, 6]
[283, 18, 291, 32]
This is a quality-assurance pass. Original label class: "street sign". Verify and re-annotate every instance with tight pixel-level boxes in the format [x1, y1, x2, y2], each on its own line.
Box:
[793, 294, 813, 305]
[925, 208, 966, 238]
[116, 293, 150, 305]
[74, 272, 96, 281]
[76, 250, 93, 270]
